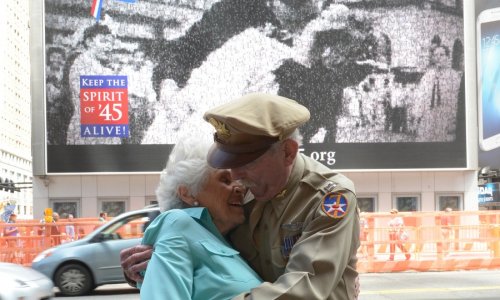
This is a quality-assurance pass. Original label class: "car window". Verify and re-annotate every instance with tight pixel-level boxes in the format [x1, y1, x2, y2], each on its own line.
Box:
[101, 212, 151, 240]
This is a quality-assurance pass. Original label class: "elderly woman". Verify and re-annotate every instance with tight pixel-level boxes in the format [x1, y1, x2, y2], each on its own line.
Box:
[138, 137, 262, 300]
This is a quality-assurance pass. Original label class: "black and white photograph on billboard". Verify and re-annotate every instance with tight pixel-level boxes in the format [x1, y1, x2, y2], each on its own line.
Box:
[43, 0, 466, 173]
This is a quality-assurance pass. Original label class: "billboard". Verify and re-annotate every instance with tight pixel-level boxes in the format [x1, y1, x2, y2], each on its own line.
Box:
[476, 0, 500, 170]
[33, 0, 468, 174]
[478, 182, 500, 205]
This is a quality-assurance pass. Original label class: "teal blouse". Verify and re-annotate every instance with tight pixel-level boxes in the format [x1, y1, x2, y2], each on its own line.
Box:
[139, 208, 262, 300]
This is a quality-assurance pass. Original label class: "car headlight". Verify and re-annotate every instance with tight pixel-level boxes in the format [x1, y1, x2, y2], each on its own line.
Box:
[32, 248, 55, 263]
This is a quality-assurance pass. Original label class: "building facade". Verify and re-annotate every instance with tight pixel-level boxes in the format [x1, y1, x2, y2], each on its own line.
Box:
[29, 1, 483, 219]
[32, 170, 479, 219]
[0, 1, 33, 220]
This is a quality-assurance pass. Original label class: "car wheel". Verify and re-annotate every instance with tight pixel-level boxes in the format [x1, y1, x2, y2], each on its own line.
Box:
[54, 263, 94, 296]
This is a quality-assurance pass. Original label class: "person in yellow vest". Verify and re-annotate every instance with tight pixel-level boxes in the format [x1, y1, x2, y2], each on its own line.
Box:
[121, 93, 360, 299]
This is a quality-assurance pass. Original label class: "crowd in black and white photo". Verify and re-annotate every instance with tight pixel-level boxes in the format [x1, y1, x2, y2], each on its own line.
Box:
[44, 0, 464, 145]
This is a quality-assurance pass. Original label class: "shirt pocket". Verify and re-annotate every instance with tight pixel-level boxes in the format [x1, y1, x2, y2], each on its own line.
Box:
[200, 240, 255, 283]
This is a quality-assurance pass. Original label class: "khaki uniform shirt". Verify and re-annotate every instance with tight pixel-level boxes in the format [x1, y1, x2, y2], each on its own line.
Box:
[230, 154, 359, 300]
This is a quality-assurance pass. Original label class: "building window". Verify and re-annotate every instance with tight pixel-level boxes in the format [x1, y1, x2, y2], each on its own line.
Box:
[393, 194, 420, 212]
[358, 195, 377, 212]
[146, 196, 158, 207]
[49, 198, 81, 218]
[436, 193, 463, 211]
[99, 199, 127, 217]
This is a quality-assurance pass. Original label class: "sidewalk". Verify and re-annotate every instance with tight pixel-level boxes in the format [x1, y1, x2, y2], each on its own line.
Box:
[358, 251, 500, 273]
[358, 270, 500, 300]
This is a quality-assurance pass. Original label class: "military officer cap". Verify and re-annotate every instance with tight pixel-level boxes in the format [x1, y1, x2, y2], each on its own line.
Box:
[203, 93, 310, 169]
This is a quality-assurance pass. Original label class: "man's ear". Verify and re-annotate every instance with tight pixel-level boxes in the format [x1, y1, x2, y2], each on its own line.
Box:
[283, 139, 298, 166]
[177, 186, 195, 205]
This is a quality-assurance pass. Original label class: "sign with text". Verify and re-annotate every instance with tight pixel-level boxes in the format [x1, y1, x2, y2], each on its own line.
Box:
[80, 75, 129, 138]
[478, 182, 500, 204]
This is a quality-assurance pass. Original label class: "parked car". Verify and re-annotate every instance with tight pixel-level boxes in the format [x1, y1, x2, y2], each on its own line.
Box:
[0, 262, 54, 300]
[32, 206, 160, 296]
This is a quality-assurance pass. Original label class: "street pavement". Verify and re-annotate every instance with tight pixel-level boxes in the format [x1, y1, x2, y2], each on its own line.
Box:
[359, 269, 500, 300]
[54, 284, 139, 299]
[55, 269, 500, 299]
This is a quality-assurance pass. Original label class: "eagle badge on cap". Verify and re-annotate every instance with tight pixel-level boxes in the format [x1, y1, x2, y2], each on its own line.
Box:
[208, 118, 230, 140]
[321, 192, 348, 219]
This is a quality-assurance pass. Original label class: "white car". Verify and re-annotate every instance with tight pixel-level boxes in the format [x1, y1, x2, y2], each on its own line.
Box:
[0, 262, 54, 300]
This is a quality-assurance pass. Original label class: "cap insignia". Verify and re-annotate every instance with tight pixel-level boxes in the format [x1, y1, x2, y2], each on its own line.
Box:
[321, 192, 348, 219]
[208, 118, 230, 140]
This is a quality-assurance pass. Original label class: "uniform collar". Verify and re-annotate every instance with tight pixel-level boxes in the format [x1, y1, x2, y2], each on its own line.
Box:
[268, 154, 305, 218]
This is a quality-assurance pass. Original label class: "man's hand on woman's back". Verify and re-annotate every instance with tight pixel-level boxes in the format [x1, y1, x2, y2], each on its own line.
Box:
[120, 244, 153, 285]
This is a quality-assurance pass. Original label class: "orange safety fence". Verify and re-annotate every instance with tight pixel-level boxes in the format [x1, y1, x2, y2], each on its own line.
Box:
[0, 218, 146, 266]
[357, 210, 500, 273]
[1, 211, 500, 272]
[0, 219, 99, 266]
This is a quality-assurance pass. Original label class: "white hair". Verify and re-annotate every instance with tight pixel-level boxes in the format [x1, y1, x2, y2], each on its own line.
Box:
[289, 128, 303, 146]
[270, 128, 303, 153]
[156, 136, 214, 212]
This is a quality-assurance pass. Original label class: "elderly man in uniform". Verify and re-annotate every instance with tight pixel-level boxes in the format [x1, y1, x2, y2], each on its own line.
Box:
[121, 93, 360, 299]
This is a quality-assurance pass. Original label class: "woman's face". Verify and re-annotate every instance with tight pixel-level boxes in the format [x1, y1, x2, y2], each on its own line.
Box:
[196, 169, 246, 234]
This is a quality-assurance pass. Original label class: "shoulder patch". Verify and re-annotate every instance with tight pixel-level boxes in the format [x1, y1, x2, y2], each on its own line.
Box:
[321, 192, 349, 219]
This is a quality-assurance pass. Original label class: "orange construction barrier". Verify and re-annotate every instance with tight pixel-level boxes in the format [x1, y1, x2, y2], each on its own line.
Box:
[0, 217, 147, 266]
[491, 225, 500, 258]
[0, 219, 103, 266]
[356, 210, 500, 273]
[0, 211, 499, 272]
